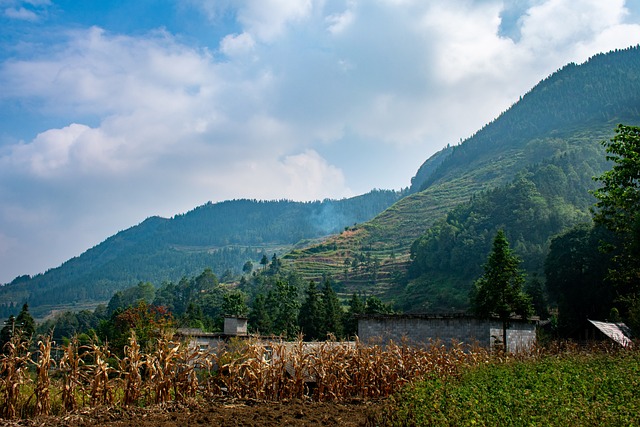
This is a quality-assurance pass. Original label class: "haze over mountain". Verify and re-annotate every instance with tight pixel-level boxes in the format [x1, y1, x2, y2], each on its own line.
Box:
[2, 45, 640, 319]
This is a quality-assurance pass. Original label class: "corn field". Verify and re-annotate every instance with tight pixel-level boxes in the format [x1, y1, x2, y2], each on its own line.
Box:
[0, 331, 501, 420]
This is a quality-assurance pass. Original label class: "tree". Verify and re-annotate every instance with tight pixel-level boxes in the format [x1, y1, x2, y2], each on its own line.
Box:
[260, 254, 269, 271]
[266, 280, 300, 339]
[545, 224, 616, 337]
[298, 281, 324, 340]
[222, 290, 249, 317]
[248, 293, 272, 334]
[15, 303, 35, 339]
[321, 279, 344, 338]
[524, 274, 549, 320]
[344, 293, 365, 337]
[364, 296, 393, 315]
[242, 261, 253, 274]
[470, 230, 532, 352]
[0, 315, 16, 351]
[592, 124, 640, 318]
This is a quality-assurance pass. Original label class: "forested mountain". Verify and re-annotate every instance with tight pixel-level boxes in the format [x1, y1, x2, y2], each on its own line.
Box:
[286, 45, 640, 309]
[3, 45, 640, 320]
[0, 189, 403, 318]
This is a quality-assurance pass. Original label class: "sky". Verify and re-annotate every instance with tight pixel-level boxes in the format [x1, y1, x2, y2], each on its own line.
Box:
[1, 0, 640, 284]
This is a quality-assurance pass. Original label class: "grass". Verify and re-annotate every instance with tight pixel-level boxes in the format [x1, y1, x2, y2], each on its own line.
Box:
[376, 346, 640, 426]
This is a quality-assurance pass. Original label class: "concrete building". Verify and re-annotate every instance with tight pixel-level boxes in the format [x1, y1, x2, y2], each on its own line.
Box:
[358, 313, 537, 352]
[176, 316, 248, 352]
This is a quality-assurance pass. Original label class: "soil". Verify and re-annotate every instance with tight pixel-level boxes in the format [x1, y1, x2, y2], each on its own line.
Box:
[0, 399, 387, 427]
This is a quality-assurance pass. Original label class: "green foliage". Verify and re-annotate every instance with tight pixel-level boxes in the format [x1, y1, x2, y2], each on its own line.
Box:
[364, 296, 394, 315]
[344, 293, 365, 337]
[322, 279, 344, 338]
[545, 224, 617, 337]
[470, 231, 531, 318]
[0, 190, 402, 317]
[592, 124, 640, 306]
[14, 304, 35, 340]
[248, 293, 271, 334]
[98, 301, 174, 354]
[299, 281, 324, 340]
[405, 148, 603, 313]
[389, 351, 640, 426]
[525, 275, 549, 320]
[222, 290, 249, 317]
[470, 230, 532, 351]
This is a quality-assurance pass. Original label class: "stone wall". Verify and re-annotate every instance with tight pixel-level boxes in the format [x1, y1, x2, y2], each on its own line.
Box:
[358, 314, 536, 351]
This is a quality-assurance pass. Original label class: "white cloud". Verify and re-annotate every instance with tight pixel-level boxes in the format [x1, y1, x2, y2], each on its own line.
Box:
[1, 0, 640, 282]
[4, 7, 37, 21]
[220, 32, 256, 56]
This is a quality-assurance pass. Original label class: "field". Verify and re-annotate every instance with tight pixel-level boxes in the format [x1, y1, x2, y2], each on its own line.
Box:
[1, 335, 638, 426]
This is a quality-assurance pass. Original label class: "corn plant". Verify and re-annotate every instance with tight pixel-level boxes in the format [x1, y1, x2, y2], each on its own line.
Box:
[85, 339, 118, 406]
[146, 334, 180, 404]
[58, 336, 83, 412]
[33, 336, 55, 416]
[0, 335, 31, 419]
[171, 342, 201, 403]
[119, 331, 143, 406]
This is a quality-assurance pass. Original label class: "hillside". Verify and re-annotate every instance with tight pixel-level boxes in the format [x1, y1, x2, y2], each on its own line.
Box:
[3, 45, 640, 319]
[0, 189, 403, 318]
[285, 45, 640, 305]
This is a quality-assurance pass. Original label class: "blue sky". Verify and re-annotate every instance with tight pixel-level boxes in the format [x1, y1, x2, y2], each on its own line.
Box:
[1, 0, 640, 284]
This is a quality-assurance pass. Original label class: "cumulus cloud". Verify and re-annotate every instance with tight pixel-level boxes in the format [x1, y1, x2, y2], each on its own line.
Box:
[1, 0, 640, 282]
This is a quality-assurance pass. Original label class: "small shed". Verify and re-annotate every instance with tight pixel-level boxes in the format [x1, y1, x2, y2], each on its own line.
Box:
[176, 316, 249, 352]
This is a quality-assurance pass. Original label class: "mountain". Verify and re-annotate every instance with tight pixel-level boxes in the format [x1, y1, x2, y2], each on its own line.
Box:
[0, 189, 404, 318]
[285, 45, 640, 309]
[3, 45, 640, 319]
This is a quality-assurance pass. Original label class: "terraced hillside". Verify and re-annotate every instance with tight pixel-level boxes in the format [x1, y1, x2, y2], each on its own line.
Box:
[285, 45, 640, 302]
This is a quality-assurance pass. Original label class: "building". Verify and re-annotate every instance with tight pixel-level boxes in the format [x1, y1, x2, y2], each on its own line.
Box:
[176, 316, 248, 352]
[358, 313, 537, 352]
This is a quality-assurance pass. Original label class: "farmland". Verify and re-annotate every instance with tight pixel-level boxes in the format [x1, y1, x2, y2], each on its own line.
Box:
[1, 334, 639, 426]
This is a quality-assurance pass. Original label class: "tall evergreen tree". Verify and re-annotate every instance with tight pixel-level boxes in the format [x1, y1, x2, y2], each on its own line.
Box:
[15, 303, 35, 339]
[0, 315, 16, 351]
[267, 280, 300, 339]
[299, 281, 324, 340]
[470, 230, 532, 352]
[321, 279, 344, 339]
[248, 293, 272, 334]
[545, 224, 617, 337]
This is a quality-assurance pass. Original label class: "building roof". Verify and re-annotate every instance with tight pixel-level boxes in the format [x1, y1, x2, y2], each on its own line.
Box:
[588, 319, 633, 347]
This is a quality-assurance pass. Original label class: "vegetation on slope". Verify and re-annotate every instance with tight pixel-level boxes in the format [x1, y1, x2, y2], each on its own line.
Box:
[0, 189, 404, 319]
[403, 138, 608, 312]
[287, 45, 640, 306]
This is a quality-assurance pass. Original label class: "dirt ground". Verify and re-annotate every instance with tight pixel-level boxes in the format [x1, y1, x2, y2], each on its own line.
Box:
[0, 399, 387, 427]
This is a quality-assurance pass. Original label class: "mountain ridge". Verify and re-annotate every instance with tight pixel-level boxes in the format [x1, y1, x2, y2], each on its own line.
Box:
[2, 45, 640, 318]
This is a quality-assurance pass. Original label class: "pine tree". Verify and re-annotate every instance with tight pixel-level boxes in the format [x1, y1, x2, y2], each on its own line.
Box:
[470, 230, 532, 352]
[299, 281, 324, 340]
[248, 293, 272, 334]
[321, 279, 344, 339]
[16, 303, 35, 339]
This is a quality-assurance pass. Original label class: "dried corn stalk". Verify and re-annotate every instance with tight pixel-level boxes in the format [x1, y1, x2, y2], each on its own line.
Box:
[34, 336, 55, 416]
[0, 335, 31, 419]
